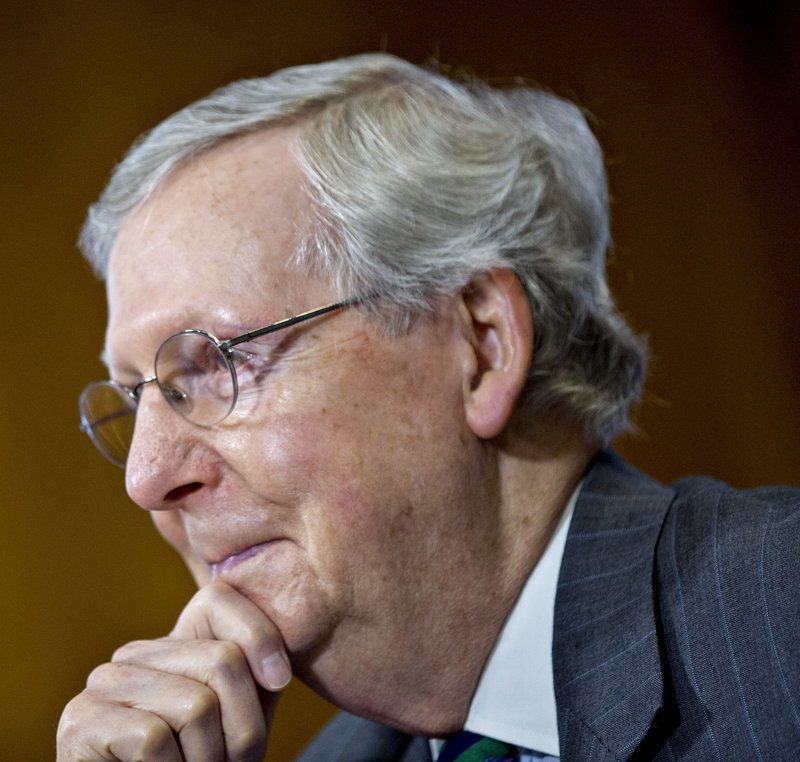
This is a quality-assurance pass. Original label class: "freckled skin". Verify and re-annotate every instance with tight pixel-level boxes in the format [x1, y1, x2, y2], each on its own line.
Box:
[105, 128, 515, 733]
[105, 127, 592, 735]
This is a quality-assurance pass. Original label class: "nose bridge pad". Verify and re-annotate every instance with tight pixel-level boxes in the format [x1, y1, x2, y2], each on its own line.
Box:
[133, 375, 159, 399]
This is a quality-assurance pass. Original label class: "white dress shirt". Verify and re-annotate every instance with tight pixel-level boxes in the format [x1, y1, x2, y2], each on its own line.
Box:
[431, 485, 580, 761]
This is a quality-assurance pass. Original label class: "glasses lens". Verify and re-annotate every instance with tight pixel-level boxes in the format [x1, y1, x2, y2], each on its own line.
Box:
[155, 331, 237, 426]
[79, 381, 136, 467]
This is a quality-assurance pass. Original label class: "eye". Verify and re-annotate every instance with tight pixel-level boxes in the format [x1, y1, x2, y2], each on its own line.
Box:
[229, 347, 274, 389]
[229, 348, 256, 365]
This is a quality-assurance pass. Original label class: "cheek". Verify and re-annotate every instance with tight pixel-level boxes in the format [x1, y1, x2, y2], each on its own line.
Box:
[227, 380, 376, 499]
[227, 325, 463, 494]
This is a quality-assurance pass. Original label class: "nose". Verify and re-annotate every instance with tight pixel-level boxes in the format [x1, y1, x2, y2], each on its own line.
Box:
[124, 385, 213, 511]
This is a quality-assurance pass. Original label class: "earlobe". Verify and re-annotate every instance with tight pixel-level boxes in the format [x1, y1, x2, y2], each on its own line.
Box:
[462, 268, 534, 439]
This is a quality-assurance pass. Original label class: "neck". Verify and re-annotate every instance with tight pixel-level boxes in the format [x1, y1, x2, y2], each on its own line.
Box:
[495, 421, 597, 588]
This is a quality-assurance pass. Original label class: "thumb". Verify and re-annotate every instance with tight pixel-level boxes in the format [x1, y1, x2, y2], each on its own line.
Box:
[171, 580, 293, 692]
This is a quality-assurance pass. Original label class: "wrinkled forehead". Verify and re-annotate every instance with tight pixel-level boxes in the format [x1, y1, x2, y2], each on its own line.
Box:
[106, 126, 313, 322]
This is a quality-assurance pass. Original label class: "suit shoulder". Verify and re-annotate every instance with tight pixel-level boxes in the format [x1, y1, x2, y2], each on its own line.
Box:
[654, 476, 800, 756]
[666, 475, 800, 540]
[657, 475, 800, 588]
[671, 474, 800, 509]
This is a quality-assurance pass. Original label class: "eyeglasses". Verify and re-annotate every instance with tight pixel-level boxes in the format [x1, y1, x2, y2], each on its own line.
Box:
[79, 296, 367, 468]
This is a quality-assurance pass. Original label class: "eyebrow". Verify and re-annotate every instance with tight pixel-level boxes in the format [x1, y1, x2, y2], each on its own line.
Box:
[98, 312, 297, 377]
[97, 296, 368, 380]
[98, 347, 144, 382]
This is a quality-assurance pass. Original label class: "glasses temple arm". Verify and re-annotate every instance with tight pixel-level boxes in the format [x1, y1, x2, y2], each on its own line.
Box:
[221, 295, 372, 351]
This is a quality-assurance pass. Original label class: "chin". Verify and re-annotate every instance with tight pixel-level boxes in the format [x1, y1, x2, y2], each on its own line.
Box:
[239, 573, 341, 657]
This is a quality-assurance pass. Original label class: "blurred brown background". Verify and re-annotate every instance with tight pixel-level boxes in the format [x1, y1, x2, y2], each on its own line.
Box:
[2, 1, 798, 759]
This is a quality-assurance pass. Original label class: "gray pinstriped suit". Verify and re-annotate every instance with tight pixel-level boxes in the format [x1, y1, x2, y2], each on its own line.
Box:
[298, 451, 800, 761]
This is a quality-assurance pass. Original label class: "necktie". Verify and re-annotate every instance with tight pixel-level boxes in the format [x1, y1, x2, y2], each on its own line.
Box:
[437, 730, 518, 762]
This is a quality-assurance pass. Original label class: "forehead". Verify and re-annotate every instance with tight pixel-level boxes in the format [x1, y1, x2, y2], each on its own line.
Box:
[106, 127, 314, 340]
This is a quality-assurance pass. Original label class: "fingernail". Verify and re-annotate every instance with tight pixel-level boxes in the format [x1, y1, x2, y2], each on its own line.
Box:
[261, 652, 292, 691]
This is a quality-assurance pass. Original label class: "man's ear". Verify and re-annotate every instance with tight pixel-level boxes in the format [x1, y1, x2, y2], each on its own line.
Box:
[461, 268, 533, 439]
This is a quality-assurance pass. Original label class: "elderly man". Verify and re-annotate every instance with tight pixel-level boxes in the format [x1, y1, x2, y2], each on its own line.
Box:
[58, 54, 798, 761]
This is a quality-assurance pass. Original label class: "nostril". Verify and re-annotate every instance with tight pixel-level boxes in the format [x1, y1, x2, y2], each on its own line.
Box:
[165, 482, 203, 502]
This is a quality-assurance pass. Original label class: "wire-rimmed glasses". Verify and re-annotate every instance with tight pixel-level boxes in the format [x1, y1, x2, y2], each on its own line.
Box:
[79, 296, 367, 467]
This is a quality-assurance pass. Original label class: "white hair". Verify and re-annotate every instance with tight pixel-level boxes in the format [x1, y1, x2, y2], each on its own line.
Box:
[80, 53, 647, 444]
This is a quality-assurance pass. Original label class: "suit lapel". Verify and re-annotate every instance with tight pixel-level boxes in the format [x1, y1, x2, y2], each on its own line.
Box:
[553, 451, 675, 761]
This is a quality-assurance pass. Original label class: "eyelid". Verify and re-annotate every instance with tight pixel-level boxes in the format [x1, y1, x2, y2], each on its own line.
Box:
[228, 347, 258, 364]
[226, 331, 288, 358]
[109, 372, 144, 392]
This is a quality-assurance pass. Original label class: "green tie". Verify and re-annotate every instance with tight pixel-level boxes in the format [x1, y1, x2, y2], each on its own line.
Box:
[438, 730, 517, 761]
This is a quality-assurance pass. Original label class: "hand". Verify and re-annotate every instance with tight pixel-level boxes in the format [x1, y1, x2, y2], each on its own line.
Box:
[57, 581, 292, 761]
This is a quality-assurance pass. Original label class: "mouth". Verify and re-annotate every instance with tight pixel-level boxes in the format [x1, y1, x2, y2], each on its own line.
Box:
[210, 541, 277, 580]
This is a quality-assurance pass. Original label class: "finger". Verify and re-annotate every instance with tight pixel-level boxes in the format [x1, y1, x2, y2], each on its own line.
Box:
[58, 689, 182, 762]
[87, 661, 224, 762]
[109, 640, 266, 761]
[169, 581, 292, 692]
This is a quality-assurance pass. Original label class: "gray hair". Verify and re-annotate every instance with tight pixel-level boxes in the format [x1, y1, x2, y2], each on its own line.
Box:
[80, 53, 647, 445]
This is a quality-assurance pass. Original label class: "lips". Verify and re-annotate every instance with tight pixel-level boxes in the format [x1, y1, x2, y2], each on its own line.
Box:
[210, 540, 276, 580]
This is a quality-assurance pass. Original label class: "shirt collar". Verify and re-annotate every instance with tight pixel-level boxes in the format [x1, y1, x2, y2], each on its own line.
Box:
[459, 483, 580, 756]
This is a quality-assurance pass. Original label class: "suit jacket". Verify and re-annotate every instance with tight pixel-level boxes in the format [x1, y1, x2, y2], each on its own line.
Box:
[297, 451, 800, 761]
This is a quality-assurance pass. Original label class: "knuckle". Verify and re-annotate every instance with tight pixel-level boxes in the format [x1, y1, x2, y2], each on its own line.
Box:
[86, 661, 119, 689]
[57, 695, 86, 741]
[181, 684, 218, 721]
[186, 580, 235, 614]
[230, 724, 268, 762]
[172, 586, 219, 634]
[240, 617, 277, 651]
[111, 639, 148, 662]
[195, 580, 244, 611]
[207, 639, 247, 676]
[184, 592, 210, 617]
[56, 692, 114, 760]
[213, 638, 243, 662]
[135, 715, 176, 758]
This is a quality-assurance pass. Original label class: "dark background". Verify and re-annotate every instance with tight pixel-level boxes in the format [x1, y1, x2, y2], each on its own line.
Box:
[2, 2, 798, 759]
